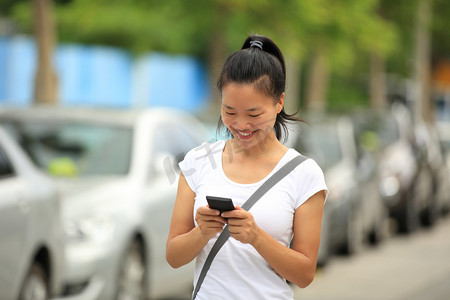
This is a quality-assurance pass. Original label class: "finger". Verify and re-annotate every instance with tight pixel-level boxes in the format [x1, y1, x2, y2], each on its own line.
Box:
[198, 206, 221, 216]
[198, 214, 228, 224]
[222, 209, 247, 219]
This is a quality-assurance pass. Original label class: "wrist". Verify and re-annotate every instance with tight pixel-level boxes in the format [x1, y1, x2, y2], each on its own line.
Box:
[194, 226, 216, 244]
[251, 226, 264, 248]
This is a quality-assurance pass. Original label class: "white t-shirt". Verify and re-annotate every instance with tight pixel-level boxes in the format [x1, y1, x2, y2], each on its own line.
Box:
[179, 140, 327, 300]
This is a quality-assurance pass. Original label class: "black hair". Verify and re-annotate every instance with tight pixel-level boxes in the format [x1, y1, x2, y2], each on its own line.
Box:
[216, 34, 304, 142]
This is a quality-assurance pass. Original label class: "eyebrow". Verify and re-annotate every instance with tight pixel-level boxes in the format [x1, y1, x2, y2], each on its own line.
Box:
[222, 104, 261, 112]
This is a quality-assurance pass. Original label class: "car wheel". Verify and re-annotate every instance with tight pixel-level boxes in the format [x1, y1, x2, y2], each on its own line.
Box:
[421, 176, 439, 227]
[19, 261, 49, 300]
[116, 240, 147, 300]
[398, 189, 420, 234]
[369, 202, 389, 245]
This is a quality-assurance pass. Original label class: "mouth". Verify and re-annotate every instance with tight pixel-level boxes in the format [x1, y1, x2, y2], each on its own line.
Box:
[235, 129, 256, 140]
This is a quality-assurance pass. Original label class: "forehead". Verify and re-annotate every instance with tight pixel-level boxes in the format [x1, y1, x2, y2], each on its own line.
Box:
[221, 83, 274, 108]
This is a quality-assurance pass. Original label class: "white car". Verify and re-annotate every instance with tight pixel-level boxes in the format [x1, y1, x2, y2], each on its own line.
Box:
[0, 125, 64, 300]
[0, 107, 210, 300]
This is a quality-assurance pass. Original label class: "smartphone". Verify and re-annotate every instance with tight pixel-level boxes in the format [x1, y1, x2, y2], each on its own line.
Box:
[206, 196, 235, 213]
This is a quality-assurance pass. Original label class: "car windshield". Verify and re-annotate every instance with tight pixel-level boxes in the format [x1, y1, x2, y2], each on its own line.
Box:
[2, 120, 132, 177]
[352, 114, 400, 151]
[375, 115, 400, 149]
[296, 124, 342, 170]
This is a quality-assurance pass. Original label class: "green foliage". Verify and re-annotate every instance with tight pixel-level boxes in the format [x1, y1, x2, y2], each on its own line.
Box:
[5, 0, 450, 111]
[327, 74, 369, 112]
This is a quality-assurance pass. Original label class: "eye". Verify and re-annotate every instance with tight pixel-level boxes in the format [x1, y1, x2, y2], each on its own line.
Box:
[225, 111, 235, 116]
[249, 114, 262, 118]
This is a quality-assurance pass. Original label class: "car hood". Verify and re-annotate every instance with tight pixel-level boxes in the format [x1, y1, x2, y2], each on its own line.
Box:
[54, 177, 120, 197]
[53, 176, 136, 217]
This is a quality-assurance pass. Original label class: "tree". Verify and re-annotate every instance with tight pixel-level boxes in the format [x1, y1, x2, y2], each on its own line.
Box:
[413, 0, 433, 122]
[33, 0, 58, 104]
[9, 0, 450, 113]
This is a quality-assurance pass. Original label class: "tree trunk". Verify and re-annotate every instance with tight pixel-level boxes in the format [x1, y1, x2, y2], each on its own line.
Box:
[33, 0, 58, 105]
[413, 0, 433, 122]
[305, 49, 329, 112]
[370, 52, 387, 111]
[285, 57, 301, 115]
[201, 2, 228, 119]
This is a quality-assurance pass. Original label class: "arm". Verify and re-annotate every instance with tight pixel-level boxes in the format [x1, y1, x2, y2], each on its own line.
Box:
[223, 190, 325, 288]
[166, 174, 227, 268]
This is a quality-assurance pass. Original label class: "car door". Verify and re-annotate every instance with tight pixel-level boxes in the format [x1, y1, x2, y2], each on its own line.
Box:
[0, 144, 30, 299]
[144, 120, 202, 297]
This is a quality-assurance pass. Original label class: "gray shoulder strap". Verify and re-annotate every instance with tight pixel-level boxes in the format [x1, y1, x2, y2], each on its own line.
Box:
[192, 154, 308, 299]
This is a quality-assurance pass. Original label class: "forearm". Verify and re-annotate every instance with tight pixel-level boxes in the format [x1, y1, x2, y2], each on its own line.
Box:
[166, 226, 209, 269]
[251, 228, 317, 288]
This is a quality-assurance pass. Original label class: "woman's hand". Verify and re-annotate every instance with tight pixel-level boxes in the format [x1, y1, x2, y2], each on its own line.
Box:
[195, 206, 228, 240]
[222, 206, 261, 245]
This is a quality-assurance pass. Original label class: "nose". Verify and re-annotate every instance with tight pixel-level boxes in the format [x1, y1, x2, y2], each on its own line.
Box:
[233, 116, 252, 131]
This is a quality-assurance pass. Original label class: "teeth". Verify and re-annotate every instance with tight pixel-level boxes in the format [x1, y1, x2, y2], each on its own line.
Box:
[238, 131, 251, 136]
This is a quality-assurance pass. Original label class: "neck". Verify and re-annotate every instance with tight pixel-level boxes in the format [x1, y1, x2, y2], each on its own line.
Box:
[227, 132, 285, 161]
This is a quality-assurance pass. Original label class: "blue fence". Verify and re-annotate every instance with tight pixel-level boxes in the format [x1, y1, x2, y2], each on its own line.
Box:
[0, 36, 210, 112]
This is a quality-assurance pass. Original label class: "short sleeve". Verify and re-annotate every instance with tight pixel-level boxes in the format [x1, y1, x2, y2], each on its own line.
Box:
[178, 146, 198, 193]
[294, 159, 328, 209]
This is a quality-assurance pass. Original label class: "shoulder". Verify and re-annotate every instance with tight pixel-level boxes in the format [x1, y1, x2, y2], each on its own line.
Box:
[285, 148, 324, 178]
[183, 140, 225, 162]
[179, 140, 225, 173]
[284, 149, 328, 206]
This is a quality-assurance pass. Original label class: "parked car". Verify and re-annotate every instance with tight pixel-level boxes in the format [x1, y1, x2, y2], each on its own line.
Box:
[352, 103, 434, 233]
[435, 120, 450, 215]
[0, 125, 64, 300]
[414, 120, 450, 224]
[0, 107, 209, 300]
[290, 114, 388, 265]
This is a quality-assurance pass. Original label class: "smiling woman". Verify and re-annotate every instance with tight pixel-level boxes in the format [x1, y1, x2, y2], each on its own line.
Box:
[166, 34, 328, 300]
[220, 83, 283, 151]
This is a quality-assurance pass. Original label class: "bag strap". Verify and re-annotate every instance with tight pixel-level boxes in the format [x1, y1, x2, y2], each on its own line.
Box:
[192, 154, 308, 299]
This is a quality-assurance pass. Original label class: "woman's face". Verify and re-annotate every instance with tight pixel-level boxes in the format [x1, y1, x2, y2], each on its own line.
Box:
[221, 83, 284, 151]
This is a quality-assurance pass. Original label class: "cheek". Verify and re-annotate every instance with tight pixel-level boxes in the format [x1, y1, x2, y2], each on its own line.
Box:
[256, 115, 277, 131]
[221, 113, 232, 127]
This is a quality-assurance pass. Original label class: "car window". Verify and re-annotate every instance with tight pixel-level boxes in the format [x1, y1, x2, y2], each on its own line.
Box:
[152, 122, 199, 164]
[296, 124, 343, 170]
[1, 120, 133, 177]
[376, 115, 400, 148]
[0, 146, 15, 179]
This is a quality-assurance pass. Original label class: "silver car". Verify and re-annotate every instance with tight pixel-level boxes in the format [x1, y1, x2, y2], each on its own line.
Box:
[290, 114, 388, 265]
[0, 125, 64, 300]
[0, 107, 209, 300]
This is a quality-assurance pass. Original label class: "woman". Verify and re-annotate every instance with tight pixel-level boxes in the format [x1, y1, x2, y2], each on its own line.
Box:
[166, 34, 327, 300]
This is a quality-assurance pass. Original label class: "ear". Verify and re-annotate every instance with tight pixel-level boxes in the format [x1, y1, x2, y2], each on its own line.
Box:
[276, 93, 285, 113]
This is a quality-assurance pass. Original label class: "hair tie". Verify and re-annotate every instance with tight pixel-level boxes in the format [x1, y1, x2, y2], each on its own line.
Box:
[249, 40, 263, 50]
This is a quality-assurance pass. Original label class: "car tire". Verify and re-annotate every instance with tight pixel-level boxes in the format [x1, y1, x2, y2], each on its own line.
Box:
[398, 189, 420, 234]
[421, 176, 439, 227]
[369, 202, 389, 245]
[116, 239, 147, 300]
[19, 261, 49, 300]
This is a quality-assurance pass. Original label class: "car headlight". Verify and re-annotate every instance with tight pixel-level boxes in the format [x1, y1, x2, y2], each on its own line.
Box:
[379, 175, 400, 198]
[64, 215, 115, 243]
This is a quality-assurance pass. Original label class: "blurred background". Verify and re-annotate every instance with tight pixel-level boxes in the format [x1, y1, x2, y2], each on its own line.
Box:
[1, 0, 450, 300]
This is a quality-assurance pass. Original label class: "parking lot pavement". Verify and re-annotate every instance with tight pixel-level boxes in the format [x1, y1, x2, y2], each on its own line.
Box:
[294, 215, 450, 300]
